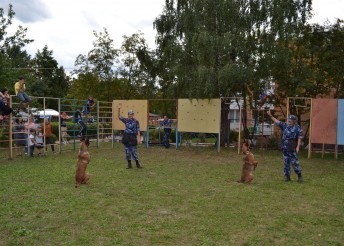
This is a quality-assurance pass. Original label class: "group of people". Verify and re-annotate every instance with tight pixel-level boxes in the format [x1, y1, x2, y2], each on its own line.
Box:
[0, 76, 31, 120]
[13, 115, 55, 157]
[116, 106, 304, 183]
[1, 75, 97, 156]
[3, 76, 304, 182]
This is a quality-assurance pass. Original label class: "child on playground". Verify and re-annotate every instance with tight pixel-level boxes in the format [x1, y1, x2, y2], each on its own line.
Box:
[0, 87, 14, 120]
[14, 76, 31, 113]
[28, 129, 37, 157]
[35, 125, 44, 156]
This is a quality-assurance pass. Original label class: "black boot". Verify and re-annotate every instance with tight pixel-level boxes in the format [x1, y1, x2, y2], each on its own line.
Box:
[135, 160, 142, 168]
[285, 175, 291, 182]
[298, 174, 303, 183]
[126, 160, 132, 169]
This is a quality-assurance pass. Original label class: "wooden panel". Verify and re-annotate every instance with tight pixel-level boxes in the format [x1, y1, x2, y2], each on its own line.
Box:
[311, 99, 337, 144]
[177, 99, 220, 133]
[112, 100, 148, 131]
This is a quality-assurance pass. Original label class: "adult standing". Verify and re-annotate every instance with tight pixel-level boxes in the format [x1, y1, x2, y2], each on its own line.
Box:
[117, 105, 142, 169]
[14, 76, 31, 113]
[61, 112, 71, 144]
[14, 116, 26, 156]
[267, 109, 303, 183]
[159, 115, 173, 148]
[44, 120, 55, 154]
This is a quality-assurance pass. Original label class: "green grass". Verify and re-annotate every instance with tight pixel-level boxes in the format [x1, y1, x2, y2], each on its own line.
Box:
[0, 144, 343, 245]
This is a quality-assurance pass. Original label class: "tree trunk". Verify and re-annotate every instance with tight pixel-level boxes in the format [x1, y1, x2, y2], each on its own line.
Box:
[220, 99, 229, 147]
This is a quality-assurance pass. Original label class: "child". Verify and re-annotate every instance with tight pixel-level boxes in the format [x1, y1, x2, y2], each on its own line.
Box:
[74, 110, 87, 137]
[28, 128, 37, 157]
[35, 125, 44, 156]
[0, 87, 14, 120]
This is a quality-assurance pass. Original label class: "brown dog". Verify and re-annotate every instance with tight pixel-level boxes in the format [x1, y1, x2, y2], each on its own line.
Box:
[75, 137, 90, 188]
[238, 142, 258, 183]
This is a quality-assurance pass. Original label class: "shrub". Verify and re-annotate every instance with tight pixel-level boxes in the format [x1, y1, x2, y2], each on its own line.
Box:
[266, 132, 281, 150]
[229, 130, 239, 143]
[0, 133, 9, 147]
[51, 122, 99, 139]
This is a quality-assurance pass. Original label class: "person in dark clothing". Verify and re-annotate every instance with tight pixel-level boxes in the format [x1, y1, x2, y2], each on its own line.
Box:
[267, 109, 303, 183]
[74, 110, 87, 137]
[117, 105, 142, 169]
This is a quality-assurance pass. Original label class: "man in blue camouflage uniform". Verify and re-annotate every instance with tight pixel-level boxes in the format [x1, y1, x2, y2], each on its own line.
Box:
[118, 106, 142, 169]
[267, 109, 303, 183]
[159, 115, 172, 148]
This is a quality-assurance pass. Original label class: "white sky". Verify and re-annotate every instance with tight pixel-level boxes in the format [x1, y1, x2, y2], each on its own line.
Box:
[2, 0, 343, 72]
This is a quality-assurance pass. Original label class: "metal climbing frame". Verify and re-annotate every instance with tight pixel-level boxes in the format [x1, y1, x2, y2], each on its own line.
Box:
[97, 101, 114, 148]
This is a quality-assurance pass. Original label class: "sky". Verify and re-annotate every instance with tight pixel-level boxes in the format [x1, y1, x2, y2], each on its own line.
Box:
[2, 0, 344, 73]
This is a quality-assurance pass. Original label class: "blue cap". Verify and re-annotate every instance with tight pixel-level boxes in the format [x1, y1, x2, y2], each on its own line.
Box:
[128, 110, 134, 115]
[288, 115, 297, 121]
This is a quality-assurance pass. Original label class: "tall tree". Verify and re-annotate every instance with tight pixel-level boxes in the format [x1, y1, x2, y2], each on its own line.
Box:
[0, 4, 33, 92]
[30, 45, 69, 108]
[118, 32, 157, 99]
[271, 18, 344, 114]
[154, 0, 312, 144]
[310, 20, 344, 98]
[73, 28, 119, 101]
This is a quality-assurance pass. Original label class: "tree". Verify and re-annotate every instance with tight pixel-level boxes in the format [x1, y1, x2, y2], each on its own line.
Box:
[73, 28, 119, 101]
[118, 32, 158, 99]
[154, 0, 312, 145]
[310, 20, 344, 98]
[29, 45, 69, 108]
[0, 4, 33, 92]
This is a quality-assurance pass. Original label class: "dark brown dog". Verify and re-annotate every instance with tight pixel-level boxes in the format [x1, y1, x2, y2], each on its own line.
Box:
[238, 142, 258, 183]
[75, 137, 90, 188]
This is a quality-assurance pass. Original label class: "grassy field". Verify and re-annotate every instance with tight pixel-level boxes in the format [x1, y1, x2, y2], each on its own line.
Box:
[0, 143, 343, 246]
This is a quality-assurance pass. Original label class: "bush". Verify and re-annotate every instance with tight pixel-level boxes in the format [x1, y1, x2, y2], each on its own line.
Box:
[51, 122, 99, 139]
[147, 128, 177, 143]
[229, 130, 239, 143]
[0, 133, 9, 147]
[266, 132, 281, 150]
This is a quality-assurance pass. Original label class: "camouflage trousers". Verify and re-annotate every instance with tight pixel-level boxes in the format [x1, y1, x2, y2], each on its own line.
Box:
[124, 145, 139, 161]
[163, 131, 170, 147]
[282, 150, 302, 176]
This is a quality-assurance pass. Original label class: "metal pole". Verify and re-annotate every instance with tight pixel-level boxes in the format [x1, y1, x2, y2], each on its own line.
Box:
[9, 96, 13, 160]
[58, 98, 61, 153]
[97, 101, 99, 148]
[308, 99, 313, 159]
[238, 106, 242, 155]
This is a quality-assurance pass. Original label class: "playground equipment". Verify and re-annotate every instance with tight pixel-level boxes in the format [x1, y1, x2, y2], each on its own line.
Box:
[2, 95, 343, 161]
[1, 96, 115, 160]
